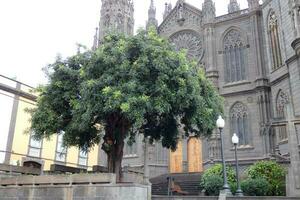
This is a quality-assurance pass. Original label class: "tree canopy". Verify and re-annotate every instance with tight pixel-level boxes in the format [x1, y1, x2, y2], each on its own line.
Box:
[29, 29, 223, 180]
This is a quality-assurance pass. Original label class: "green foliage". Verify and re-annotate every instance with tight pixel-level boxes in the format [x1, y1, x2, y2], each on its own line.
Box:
[241, 178, 270, 196]
[201, 164, 236, 185]
[29, 29, 223, 177]
[246, 161, 286, 196]
[202, 175, 223, 196]
[201, 164, 236, 194]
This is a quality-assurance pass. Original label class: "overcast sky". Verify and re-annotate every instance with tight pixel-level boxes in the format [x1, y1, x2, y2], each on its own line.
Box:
[0, 0, 249, 87]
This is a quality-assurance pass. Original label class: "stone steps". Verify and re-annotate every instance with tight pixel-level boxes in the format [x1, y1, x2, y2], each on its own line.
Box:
[150, 172, 203, 196]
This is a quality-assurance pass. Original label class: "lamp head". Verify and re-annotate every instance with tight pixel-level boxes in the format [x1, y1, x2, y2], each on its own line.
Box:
[216, 115, 225, 128]
[232, 133, 239, 145]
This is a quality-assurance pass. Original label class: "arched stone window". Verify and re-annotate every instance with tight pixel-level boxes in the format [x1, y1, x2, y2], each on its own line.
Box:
[230, 102, 250, 146]
[223, 30, 247, 83]
[268, 11, 282, 70]
[169, 30, 204, 63]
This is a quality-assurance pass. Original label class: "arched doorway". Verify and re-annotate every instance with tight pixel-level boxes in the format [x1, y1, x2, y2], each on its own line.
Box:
[169, 140, 183, 173]
[187, 137, 203, 172]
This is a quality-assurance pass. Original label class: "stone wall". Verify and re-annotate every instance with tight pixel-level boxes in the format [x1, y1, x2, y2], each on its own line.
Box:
[0, 173, 150, 200]
[0, 184, 149, 200]
[152, 196, 300, 200]
[152, 197, 218, 200]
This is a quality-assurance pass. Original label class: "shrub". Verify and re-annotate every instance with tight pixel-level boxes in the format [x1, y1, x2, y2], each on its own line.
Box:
[200, 164, 236, 194]
[246, 161, 286, 196]
[203, 175, 223, 196]
[241, 178, 270, 196]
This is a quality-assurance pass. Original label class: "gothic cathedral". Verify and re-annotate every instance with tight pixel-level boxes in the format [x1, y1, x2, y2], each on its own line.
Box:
[95, 0, 300, 196]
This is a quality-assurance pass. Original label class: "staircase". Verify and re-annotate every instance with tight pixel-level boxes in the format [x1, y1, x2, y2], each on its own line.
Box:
[150, 172, 203, 196]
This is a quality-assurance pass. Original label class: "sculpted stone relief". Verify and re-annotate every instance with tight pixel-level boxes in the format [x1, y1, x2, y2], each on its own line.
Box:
[269, 11, 278, 27]
[276, 90, 289, 116]
[169, 30, 204, 63]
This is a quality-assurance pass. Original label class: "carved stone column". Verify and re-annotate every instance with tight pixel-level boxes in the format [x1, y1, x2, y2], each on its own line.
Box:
[202, 0, 218, 88]
[257, 91, 272, 157]
[203, 25, 219, 88]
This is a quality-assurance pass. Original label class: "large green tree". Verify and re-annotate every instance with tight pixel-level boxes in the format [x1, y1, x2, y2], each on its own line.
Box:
[29, 30, 223, 181]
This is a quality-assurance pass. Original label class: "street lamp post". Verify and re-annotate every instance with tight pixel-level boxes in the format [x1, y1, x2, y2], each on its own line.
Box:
[232, 133, 243, 196]
[216, 115, 232, 195]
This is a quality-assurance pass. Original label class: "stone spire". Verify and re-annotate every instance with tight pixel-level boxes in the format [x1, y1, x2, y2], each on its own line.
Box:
[98, 0, 134, 42]
[163, 2, 172, 20]
[290, 0, 300, 55]
[247, 0, 260, 11]
[202, 0, 216, 24]
[228, 0, 240, 13]
[146, 0, 158, 30]
[92, 27, 99, 50]
[290, 0, 300, 38]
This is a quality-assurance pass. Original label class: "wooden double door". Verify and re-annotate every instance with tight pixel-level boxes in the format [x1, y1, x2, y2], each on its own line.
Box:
[169, 137, 203, 173]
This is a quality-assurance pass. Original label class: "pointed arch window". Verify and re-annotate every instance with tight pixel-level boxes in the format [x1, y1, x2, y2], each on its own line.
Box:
[230, 102, 250, 146]
[223, 30, 247, 83]
[268, 11, 282, 70]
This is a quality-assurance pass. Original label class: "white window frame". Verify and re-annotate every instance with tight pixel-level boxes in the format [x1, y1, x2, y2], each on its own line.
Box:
[55, 132, 67, 163]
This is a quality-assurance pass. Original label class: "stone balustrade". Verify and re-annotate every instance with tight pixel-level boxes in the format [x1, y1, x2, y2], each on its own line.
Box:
[0, 173, 116, 186]
[215, 9, 249, 23]
[0, 163, 41, 176]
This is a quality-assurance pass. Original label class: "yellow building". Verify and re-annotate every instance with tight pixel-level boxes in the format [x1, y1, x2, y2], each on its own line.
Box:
[1, 76, 203, 176]
[1, 76, 100, 171]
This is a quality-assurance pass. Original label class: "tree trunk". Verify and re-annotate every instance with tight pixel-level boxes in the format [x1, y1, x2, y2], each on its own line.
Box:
[105, 141, 124, 182]
[107, 149, 114, 173]
[114, 139, 124, 182]
[102, 115, 128, 182]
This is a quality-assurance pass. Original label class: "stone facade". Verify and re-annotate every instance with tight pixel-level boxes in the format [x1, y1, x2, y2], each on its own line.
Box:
[95, 0, 300, 197]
